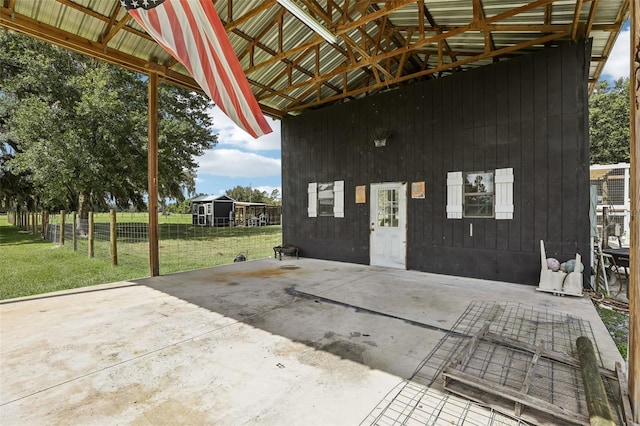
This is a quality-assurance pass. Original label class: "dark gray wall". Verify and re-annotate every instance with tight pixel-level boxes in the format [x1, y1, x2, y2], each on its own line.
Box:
[281, 41, 591, 285]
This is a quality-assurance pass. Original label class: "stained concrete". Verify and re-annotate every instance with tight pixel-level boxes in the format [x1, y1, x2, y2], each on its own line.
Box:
[0, 258, 623, 424]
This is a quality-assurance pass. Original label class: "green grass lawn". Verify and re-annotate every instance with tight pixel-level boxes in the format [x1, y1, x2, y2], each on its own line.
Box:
[0, 214, 148, 300]
[0, 214, 282, 300]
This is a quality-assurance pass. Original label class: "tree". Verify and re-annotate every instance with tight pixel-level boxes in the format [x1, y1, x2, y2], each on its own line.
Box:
[225, 185, 270, 203]
[166, 194, 206, 214]
[589, 78, 630, 165]
[0, 31, 217, 219]
[269, 189, 281, 205]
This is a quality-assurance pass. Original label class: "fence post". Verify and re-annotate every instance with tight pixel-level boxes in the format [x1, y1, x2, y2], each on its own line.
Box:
[73, 212, 78, 252]
[88, 211, 94, 258]
[41, 211, 46, 236]
[59, 210, 66, 245]
[110, 209, 118, 266]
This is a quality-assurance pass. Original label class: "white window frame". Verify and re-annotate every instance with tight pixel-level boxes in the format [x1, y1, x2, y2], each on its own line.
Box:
[447, 168, 513, 220]
[307, 180, 345, 218]
[317, 182, 335, 217]
[463, 171, 495, 218]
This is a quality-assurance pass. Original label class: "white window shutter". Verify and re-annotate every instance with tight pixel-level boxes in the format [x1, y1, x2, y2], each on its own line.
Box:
[446, 171, 463, 219]
[495, 168, 514, 220]
[334, 180, 345, 218]
[308, 183, 317, 217]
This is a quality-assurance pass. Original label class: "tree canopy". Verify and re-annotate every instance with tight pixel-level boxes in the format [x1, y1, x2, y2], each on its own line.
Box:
[589, 78, 630, 165]
[0, 31, 217, 217]
[225, 186, 280, 205]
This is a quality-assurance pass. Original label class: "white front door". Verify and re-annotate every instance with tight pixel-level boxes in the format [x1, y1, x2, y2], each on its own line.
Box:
[370, 182, 407, 269]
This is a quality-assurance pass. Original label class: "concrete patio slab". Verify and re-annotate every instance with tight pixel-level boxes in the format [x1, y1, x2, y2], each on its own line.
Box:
[0, 258, 624, 425]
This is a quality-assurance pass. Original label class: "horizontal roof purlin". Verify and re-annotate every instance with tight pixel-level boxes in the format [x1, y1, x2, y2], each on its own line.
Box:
[0, 0, 629, 118]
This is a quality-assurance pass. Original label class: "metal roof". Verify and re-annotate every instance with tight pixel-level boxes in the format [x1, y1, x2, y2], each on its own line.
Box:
[0, 0, 629, 119]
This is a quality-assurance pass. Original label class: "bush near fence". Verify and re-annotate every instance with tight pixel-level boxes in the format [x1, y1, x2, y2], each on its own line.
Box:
[9, 210, 282, 275]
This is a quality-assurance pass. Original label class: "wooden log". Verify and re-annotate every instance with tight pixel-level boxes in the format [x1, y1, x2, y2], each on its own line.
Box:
[109, 209, 117, 266]
[88, 212, 94, 258]
[576, 336, 615, 426]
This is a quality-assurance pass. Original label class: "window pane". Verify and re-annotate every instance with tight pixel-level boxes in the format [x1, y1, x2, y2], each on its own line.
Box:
[317, 182, 334, 216]
[463, 171, 495, 218]
[464, 195, 494, 217]
[464, 172, 494, 194]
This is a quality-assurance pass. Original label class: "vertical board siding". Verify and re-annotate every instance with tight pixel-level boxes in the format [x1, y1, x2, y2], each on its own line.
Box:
[282, 42, 590, 285]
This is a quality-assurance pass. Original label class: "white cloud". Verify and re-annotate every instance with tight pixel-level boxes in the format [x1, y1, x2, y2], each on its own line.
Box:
[208, 107, 281, 151]
[197, 149, 281, 178]
[601, 27, 630, 80]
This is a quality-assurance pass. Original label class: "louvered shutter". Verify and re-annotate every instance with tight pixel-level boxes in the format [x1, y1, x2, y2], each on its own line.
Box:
[334, 180, 344, 218]
[495, 168, 514, 220]
[308, 183, 317, 217]
[446, 171, 463, 219]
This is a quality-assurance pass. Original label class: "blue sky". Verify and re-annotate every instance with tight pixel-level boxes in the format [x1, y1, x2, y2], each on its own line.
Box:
[194, 108, 282, 198]
[194, 22, 631, 199]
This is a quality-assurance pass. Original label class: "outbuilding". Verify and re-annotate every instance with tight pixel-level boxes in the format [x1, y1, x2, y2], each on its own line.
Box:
[191, 195, 282, 227]
[191, 195, 235, 227]
[282, 41, 591, 286]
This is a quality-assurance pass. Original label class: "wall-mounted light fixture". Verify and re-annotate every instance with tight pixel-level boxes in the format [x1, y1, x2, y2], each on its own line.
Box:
[372, 127, 391, 147]
[276, 0, 338, 44]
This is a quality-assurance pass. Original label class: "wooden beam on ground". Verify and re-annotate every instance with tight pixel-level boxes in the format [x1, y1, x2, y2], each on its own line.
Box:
[630, 0, 638, 404]
[148, 71, 159, 277]
[576, 337, 616, 426]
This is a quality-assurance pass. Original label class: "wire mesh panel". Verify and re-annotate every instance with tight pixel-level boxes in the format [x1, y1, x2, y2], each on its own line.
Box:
[590, 163, 630, 246]
[43, 211, 282, 275]
[158, 215, 282, 272]
[362, 302, 623, 426]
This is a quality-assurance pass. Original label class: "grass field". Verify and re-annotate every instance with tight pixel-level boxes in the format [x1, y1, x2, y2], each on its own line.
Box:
[0, 213, 281, 300]
[91, 212, 193, 224]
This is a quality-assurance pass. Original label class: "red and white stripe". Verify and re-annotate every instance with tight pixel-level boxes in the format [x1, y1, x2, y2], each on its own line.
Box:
[128, 0, 272, 139]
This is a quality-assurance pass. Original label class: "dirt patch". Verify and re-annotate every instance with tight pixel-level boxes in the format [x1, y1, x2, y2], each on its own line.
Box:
[220, 268, 303, 279]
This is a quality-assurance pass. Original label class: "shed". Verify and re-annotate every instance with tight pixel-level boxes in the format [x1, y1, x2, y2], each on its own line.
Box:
[191, 195, 235, 227]
[191, 196, 282, 227]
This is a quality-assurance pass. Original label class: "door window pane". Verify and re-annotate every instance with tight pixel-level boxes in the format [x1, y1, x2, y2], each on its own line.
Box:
[377, 189, 399, 227]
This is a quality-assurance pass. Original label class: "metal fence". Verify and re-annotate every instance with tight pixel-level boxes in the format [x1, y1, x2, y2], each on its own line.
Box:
[590, 163, 630, 248]
[14, 210, 282, 276]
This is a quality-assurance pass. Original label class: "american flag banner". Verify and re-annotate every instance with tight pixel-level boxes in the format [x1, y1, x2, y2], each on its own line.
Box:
[122, 0, 272, 138]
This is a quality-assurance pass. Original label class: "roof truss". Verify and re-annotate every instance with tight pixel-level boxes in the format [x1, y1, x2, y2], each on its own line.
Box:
[0, 0, 630, 118]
